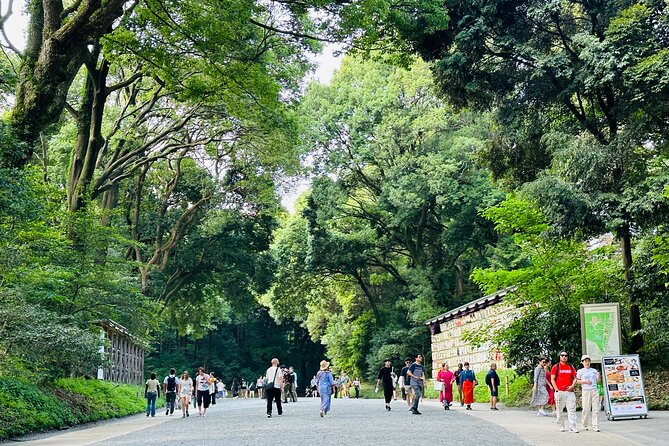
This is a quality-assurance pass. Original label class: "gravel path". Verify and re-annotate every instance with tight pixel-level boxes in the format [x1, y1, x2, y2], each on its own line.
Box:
[91, 398, 528, 446]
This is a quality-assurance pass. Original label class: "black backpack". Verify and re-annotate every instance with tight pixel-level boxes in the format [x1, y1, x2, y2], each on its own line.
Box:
[167, 376, 177, 392]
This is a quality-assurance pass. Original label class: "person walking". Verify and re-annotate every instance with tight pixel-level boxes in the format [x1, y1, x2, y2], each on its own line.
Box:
[265, 358, 283, 418]
[257, 376, 265, 399]
[217, 380, 224, 399]
[209, 372, 217, 405]
[310, 375, 319, 398]
[282, 368, 295, 403]
[545, 360, 556, 415]
[531, 358, 549, 416]
[577, 354, 601, 432]
[232, 378, 239, 399]
[317, 360, 336, 417]
[551, 351, 579, 433]
[340, 371, 351, 399]
[163, 368, 180, 416]
[436, 363, 455, 410]
[375, 359, 395, 411]
[145, 372, 161, 417]
[179, 371, 193, 418]
[195, 367, 211, 417]
[407, 354, 426, 415]
[455, 363, 464, 406]
[399, 358, 412, 408]
[353, 377, 361, 399]
[460, 362, 477, 410]
[289, 366, 298, 402]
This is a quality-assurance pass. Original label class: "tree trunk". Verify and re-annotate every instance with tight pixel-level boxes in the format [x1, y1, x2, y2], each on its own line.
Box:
[619, 225, 643, 352]
[5, 0, 131, 168]
[67, 56, 109, 214]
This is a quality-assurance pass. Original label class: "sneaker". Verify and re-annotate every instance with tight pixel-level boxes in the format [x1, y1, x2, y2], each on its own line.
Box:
[538, 409, 547, 416]
[559, 427, 565, 432]
[492, 407, 499, 411]
[166, 412, 169, 416]
[186, 411, 189, 417]
[320, 410, 324, 417]
[385, 405, 391, 411]
[267, 413, 272, 418]
[594, 428, 600, 432]
[411, 409, 422, 415]
[146, 413, 149, 417]
[569, 428, 579, 433]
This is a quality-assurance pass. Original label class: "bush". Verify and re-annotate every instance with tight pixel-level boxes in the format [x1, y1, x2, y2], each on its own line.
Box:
[0, 377, 146, 440]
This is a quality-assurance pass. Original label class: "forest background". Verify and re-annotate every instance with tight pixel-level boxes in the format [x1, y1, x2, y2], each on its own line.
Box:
[1, 0, 669, 400]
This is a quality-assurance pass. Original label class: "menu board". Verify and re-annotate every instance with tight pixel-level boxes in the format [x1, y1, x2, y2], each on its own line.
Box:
[602, 354, 647, 419]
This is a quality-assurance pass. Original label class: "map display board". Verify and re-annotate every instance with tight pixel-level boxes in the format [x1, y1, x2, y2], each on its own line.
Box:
[602, 354, 648, 419]
[580, 303, 622, 362]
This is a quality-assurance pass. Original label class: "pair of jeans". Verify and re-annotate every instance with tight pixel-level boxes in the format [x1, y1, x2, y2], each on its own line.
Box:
[410, 383, 423, 411]
[165, 392, 176, 414]
[266, 387, 282, 415]
[146, 391, 157, 416]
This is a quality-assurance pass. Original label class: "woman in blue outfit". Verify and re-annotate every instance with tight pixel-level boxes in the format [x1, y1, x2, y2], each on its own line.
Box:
[316, 360, 335, 417]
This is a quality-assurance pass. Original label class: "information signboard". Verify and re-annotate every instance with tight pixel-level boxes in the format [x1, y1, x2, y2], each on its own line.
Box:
[580, 303, 622, 362]
[602, 354, 648, 420]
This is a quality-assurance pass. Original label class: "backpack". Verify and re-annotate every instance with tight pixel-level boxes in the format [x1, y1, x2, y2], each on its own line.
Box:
[167, 376, 177, 392]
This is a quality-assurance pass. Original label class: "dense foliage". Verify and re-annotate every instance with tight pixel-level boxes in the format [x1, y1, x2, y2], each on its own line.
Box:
[2, 1, 669, 420]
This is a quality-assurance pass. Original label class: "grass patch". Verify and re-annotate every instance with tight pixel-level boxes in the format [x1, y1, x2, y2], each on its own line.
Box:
[0, 377, 147, 440]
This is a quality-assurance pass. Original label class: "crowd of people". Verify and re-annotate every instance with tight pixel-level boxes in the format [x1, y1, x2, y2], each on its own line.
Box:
[146, 351, 605, 434]
[530, 352, 603, 433]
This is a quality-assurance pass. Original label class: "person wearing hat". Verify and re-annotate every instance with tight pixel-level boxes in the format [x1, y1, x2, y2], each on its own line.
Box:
[316, 360, 336, 417]
[577, 354, 601, 432]
[375, 359, 395, 411]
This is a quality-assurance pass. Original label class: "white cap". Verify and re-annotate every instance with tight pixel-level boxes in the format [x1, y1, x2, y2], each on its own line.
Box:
[581, 354, 591, 361]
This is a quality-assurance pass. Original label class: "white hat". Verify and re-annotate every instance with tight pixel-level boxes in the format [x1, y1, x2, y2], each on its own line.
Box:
[581, 354, 591, 361]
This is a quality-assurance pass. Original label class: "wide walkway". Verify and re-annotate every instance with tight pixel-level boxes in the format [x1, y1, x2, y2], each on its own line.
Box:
[6, 398, 668, 446]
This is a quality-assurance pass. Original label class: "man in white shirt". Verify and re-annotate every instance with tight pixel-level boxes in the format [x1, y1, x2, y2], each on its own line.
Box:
[163, 368, 180, 416]
[265, 358, 283, 418]
[577, 355, 601, 432]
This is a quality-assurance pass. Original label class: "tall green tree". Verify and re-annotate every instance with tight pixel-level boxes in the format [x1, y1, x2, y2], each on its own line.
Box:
[359, 0, 669, 351]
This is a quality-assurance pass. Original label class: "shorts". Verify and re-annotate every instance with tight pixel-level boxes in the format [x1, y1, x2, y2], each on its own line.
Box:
[404, 385, 413, 394]
[489, 386, 498, 397]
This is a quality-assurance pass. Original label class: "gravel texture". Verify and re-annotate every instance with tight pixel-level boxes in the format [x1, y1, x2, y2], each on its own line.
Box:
[93, 397, 528, 446]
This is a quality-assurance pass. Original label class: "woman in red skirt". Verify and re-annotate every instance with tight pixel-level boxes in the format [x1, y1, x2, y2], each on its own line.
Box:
[459, 362, 477, 410]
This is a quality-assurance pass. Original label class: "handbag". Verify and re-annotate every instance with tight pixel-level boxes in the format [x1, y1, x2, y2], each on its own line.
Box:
[433, 380, 444, 391]
[263, 367, 279, 391]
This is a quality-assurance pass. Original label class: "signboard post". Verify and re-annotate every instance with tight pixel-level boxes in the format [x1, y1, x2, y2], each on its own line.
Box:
[580, 303, 622, 362]
[602, 354, 648, 421]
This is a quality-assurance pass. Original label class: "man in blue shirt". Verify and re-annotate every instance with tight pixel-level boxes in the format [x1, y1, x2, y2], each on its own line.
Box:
[407, 354, 426, 415]
[485, 363, 500, 410]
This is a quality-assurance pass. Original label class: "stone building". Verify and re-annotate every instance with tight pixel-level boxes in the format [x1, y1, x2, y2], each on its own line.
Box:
[426, 287, 518, 374]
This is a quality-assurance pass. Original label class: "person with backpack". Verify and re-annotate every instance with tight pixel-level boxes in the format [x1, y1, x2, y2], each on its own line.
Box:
[163, 368, 180, 416]
[551, 351, 579, 433]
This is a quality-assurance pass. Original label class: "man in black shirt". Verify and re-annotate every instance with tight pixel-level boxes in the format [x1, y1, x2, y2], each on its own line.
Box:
[399, 357, 412, 408]
[375, 359, 395, 411]
[485, 363, 501, 410]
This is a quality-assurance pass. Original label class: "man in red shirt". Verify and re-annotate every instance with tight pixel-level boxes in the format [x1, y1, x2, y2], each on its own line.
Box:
[551, 351, 579, 433]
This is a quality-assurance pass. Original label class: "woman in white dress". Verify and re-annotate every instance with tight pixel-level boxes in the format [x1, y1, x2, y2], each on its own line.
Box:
[179, 371, 194, 418]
